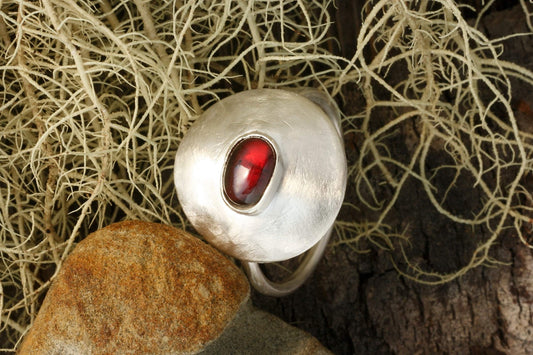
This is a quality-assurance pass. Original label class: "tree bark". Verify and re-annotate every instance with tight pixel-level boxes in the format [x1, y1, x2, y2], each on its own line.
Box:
[251, 3, 533, 354]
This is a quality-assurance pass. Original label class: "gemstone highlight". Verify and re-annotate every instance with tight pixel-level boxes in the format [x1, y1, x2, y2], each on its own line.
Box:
[223, 137, 276, 207]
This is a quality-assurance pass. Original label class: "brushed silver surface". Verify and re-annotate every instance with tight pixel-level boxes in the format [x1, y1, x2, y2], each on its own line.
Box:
[174, 89, 347, 263]
[242, 225, 334, 296]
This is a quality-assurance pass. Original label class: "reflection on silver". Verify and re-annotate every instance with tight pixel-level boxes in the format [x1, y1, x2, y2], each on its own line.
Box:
[174, 89, 347, 296]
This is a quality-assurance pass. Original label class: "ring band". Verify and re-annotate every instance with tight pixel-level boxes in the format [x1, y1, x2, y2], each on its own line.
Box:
[174, 89, 346, 296]
[242, 226, 333, 296]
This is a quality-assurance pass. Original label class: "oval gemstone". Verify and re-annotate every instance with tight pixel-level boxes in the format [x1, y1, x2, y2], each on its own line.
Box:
[223, 137, 276, 207]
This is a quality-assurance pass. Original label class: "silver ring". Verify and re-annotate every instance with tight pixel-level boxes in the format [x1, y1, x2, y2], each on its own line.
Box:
[174, 89, 347, 296]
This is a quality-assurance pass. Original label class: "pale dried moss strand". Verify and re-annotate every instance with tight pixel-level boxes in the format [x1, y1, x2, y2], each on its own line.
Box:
[332, 0, 533, 284]
[2, 0, 533, 350]
[520, 0, 533, 31]
[0, 0, 337, 349]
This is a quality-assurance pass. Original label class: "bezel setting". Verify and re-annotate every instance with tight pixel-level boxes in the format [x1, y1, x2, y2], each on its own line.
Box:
[221, 133, 282, 215]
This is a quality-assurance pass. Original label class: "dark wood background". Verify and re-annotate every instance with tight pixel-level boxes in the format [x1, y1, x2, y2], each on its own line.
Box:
[252, 1, 533, 354]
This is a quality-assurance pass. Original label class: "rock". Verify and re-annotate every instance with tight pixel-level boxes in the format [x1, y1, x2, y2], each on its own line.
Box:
[18, 220, 332, 354]
[201, 300, 332, 355]
[18, 221, 250, 354]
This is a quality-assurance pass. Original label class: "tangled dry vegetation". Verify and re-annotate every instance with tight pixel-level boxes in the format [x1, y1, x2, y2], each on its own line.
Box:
[1, 0, 532, 350]
[333, 0, 533, 284]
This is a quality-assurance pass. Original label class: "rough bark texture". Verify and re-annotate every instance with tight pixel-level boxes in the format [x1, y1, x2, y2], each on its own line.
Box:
[252, 3, 533, 354]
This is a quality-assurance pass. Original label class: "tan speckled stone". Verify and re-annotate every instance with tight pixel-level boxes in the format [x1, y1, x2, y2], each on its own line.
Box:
[18, 221, 250, 354]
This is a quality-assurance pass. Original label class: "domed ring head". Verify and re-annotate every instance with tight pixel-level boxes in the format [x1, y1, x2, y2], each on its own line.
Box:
[174, 89, 347, 263]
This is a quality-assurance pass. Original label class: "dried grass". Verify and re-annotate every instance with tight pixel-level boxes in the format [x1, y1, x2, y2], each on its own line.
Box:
[332, 0, 533, 284]
[0, 0, 338, 348]
[1, 0, 533, 350]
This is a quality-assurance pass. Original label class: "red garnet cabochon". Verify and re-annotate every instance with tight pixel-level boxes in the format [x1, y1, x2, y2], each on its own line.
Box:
[224, 137, 276, 207]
